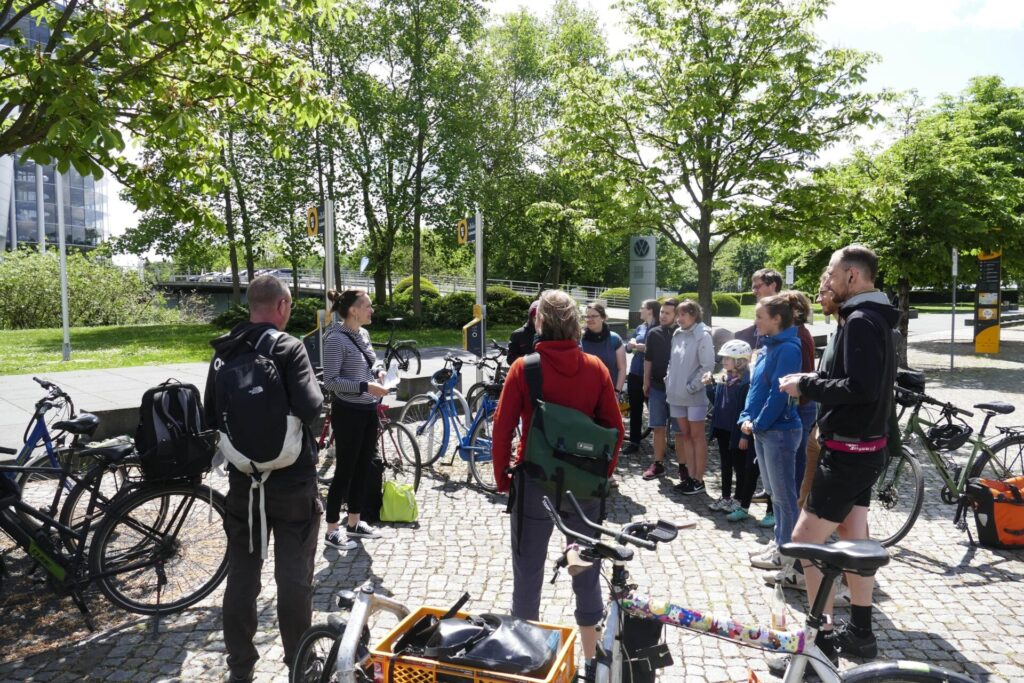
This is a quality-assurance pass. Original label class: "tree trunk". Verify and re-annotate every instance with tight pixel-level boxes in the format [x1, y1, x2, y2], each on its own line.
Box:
[373, 267, 387, 305]
[226, 129, 255, 282]
[896, 277, 911, 368]
[696, 231, 714, 325]
[223, 180, 241, 305]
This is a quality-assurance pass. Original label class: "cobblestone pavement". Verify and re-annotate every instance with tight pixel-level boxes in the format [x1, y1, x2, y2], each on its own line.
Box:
[2, 332, 1023, 682]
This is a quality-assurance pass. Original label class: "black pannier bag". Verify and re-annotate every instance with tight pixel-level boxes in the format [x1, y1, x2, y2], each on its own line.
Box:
[895, 369, 925, 407]
[135, 380, 218, 481]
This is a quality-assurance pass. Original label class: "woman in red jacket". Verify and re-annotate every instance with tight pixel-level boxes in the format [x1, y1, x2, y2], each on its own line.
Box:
[491, 289, 624, 666]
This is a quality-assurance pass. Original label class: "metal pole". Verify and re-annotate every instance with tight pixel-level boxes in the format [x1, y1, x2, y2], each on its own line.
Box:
[322, 201, 335, 367]
[55, 170, 71, 361]
[35, 163, 45, 253]
[950, 248, 958, 371]
[475, 207, 484, 384]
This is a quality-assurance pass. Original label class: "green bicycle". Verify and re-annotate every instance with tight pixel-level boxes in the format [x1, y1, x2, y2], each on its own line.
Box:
[867, 382, 1023, 547]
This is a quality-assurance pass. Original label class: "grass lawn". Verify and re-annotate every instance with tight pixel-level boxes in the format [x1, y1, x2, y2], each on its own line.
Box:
[0, 323, 520, 376]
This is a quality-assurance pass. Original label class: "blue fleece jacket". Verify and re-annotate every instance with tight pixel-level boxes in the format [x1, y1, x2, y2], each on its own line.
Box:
[709, 371, 750, 450]
[738, 325, 802, 433]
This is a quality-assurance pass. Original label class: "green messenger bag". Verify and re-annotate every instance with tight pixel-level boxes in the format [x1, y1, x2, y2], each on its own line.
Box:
[380, 479, 419, 523]
[520, 353, 619, 502]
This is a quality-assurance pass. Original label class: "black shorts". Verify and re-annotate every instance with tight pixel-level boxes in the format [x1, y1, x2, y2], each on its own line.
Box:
[805, 446, 886, 524]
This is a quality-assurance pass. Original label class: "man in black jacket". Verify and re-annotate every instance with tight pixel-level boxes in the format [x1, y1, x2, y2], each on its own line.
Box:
[777, 245, 899, 666]
[204, 275, 323, 683]
[507, 300, 539, 365]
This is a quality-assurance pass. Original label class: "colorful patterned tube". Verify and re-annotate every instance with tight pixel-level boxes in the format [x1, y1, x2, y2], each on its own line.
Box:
[620, 596, 806, 654]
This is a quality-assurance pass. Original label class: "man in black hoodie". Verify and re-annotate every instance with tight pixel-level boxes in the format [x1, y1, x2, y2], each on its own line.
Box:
[775, 245, 900, 668]
[204, 275, 323, 683]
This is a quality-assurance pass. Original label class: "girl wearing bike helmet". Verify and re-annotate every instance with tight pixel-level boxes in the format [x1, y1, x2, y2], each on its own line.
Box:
[702, 339, 752, 515]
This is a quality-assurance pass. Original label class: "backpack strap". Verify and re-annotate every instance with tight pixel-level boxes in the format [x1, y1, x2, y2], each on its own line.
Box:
[255, 328, 284, 357]
[523, 353, 543, 406]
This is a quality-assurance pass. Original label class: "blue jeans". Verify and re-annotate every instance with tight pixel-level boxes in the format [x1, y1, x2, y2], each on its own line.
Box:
[795, 402, 818, 492]
[754, 429, 802, 548]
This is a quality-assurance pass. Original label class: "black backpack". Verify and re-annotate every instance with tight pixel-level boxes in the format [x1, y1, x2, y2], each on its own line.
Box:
[135, 380, 217, 481]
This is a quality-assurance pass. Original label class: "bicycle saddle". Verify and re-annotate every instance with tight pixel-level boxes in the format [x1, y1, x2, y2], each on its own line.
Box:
[779, 540, 889, 575]
[52, 413, 99, 436]
[77, 442, 134, 463]
[974, 401, 1014, 415]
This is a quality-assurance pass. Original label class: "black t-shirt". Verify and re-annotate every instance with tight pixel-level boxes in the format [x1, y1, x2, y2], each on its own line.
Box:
[645, 324, 677, 390]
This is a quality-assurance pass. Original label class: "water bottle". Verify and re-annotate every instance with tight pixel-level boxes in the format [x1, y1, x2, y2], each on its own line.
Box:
[770, 580, 786, 630]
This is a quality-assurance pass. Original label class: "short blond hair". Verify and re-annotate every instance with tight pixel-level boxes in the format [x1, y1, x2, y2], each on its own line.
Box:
[536, 289, 581, 341]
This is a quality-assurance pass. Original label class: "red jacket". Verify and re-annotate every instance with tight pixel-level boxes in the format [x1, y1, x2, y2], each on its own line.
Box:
[491, 339, 625, 493]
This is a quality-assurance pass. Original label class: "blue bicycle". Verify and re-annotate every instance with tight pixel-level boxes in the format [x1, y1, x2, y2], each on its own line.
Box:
[398, 355, 511, 492]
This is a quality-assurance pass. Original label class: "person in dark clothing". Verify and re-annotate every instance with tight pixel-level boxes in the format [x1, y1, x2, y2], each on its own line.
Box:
[702, 339, 751, 513]
[641, 298, 682, 481]
[777, 245, 900, 669]
[735, 268, 783, 350]
[507, 300, 540, 365]
[623, 299, 659, 454]
[203, 275, 323, 683]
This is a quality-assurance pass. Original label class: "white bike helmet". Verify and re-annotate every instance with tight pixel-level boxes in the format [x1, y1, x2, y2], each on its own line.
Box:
[718, 339, 752, 359]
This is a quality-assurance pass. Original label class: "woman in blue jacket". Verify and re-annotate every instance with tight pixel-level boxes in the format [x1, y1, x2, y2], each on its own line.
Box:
[739, 295, 802, 574]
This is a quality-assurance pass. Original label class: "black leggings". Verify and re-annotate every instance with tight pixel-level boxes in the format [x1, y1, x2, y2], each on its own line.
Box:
[736, 446, 773, 513]
[325, 401, 378, 523]
[626, 373, 646, 444]
[712, 428, 745, 499]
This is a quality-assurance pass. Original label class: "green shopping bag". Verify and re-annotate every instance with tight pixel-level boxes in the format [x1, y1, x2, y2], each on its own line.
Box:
[380, 479, 419, 522]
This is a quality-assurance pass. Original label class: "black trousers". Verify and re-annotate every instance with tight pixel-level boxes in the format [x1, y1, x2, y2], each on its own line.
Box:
[223, 477, 321, 676]
[626, 373, 646, 444]
[325, 401, 378, 523]
[713, 428, 745, 500]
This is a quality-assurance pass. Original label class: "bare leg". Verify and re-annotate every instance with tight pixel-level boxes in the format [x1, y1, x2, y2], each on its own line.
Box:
[675, 417, 695, 473]
[689, 419, 707, 481]
[580, 626, 598, 659]
[837, 506, 872, 605]
[791, 510, 841, 621]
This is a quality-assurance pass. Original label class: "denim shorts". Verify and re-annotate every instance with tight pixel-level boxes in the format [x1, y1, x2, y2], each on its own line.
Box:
[670, 403, 708, 422]
[648, 386, 670, 428]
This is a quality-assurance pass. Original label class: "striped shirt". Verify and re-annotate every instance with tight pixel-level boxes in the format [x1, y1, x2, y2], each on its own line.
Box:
[322, 322, 381, 408]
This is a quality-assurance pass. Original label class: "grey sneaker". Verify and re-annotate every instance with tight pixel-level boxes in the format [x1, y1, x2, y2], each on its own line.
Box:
[325, 529, 357, 550]
[751, 549, 783, 570]
[765, 564, 806, 589]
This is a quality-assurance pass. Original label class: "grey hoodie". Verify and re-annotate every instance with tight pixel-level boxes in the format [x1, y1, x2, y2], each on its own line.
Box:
[665, 322, 716, 407]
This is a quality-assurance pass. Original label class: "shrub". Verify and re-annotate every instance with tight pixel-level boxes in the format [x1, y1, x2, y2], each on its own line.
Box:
[598, 287, 631, 303]
[433, 291, 477, 328]
[212, 304, 249, 329]
[486, 286, 531, 325]
[676, 292, 717, 315]
[211, 297, 323, 334]
[0, 250, 170, 329]
[740, 292, 757, 305]
[713, 294, 741, 316]
[393, 276, 439, 297]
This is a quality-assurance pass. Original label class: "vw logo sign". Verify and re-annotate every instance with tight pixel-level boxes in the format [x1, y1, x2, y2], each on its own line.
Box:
[633, 238, 651, 258]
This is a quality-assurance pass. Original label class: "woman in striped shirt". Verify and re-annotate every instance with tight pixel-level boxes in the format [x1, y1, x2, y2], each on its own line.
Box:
[322, 289, 389, 548]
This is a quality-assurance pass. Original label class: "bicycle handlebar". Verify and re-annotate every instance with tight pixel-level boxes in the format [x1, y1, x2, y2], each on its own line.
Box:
[895, 386, 974, 417]
[542, 491, 658, 551]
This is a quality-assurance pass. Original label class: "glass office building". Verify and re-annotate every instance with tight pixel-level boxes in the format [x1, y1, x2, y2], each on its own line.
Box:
[1, 5, 109, 252]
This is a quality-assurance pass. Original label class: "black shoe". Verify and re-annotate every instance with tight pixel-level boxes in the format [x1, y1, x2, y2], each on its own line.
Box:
[346, 521, 381, 539]
[834, 621, 877, 659]
[673, 478, 696, 494]
[622, 442, 641, 455]
[225, 670, 253, 683]
[687, 480, 705, 495]
[751, 489, 769, 504]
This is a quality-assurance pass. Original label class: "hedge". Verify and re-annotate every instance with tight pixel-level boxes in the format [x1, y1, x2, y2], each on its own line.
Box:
[598, 287, 630, 301]
[486, 286, 531, 325]
[211, 297, 322, 334]
[433, 291, 476, 329]
[393, 276, 439, 297]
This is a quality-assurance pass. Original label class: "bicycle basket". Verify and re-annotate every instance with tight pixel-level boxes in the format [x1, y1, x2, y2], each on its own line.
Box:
[431, 368, 455, 390]
[926, 422, 973, 451]
[895, 369, 925, 407]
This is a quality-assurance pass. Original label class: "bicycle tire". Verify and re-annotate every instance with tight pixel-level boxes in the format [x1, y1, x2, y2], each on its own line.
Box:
[466, 382, 487, 416]
[392, 344, 421, 375]
[399, 394, 447, 466]
[467, 417, 498, 493]
[381, 422, 421, 492]
[841, 660, 977, 682]
[317, 425, 336, 487]
[291, 620, 372, 683]
[868, 447, 925, 547]
[13, 452, 65, 530]
[58, 459, 139, 552]
[89, 482, 229, 615]
[970, 432, 1024, 482]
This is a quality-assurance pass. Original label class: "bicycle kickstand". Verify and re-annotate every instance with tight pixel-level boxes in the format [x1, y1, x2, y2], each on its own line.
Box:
[70, 589, 97, 632]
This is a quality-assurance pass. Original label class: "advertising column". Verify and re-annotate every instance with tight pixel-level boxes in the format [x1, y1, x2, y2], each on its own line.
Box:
[974, 251, 1001, 354]
[628, 236, 656, 327]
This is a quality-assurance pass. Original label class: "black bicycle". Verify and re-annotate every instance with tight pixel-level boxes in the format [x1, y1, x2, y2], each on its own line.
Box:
[371, 317, 421, 375]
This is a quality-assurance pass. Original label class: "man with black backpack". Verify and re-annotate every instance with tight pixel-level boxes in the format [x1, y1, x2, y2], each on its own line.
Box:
[203, 275, 323, 683]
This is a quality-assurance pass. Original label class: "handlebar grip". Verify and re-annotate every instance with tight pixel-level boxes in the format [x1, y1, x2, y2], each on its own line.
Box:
[0, 446, 16, 455]
[33, 376, 55, 390]
[959, 407, 975, 417]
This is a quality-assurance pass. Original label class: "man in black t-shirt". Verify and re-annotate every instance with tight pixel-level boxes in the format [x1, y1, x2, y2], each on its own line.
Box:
[641, 298, 679, 481]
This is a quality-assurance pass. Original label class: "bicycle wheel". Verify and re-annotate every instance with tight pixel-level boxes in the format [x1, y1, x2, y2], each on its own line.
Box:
[841, 660, 977, 682]
[970, 433, 1024, 481]
[399, 394, 447, 466]
[467, 417, 498, 492]
[392, 344, 421, 375]
[868, 447, 924, 547]
[317, 424, 336, 487]
[14, 452, 64, 528]
[466, 382, 487, 416]
[89, 483, 229, 615]
[380, 422, 421, 492]
[59, 460, 140, 551]
[291, 620, 372, 683]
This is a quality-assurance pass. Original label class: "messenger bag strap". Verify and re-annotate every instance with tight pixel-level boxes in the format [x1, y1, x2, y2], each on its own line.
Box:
[523, 353, 543, 406]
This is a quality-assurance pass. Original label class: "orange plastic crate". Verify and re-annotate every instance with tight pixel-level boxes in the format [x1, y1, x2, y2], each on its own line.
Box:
[370, 607, 578, 683]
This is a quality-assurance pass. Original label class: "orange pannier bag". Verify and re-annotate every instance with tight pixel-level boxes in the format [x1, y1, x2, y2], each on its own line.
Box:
[963, 476, 1024, 549]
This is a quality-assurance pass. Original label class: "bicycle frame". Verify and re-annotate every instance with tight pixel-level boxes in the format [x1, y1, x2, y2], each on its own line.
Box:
[3, 406, 61, 480]
[331, 581, 410, 683]
[902, 403, 1001, 496]
[455, 392, 498, 463]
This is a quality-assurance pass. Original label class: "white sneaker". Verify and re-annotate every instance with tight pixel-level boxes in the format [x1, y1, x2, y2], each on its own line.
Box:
[748, 540, 777, 558]
[721, 498, 740, 513]
[765, 564, 806, 589]
[708, 497, 727, 511]
[751, 549, 783, 570]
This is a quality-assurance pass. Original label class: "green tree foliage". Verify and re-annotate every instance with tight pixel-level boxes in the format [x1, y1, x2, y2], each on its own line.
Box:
[0, 250, 169, 329]
[553, 0, 879, 322]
